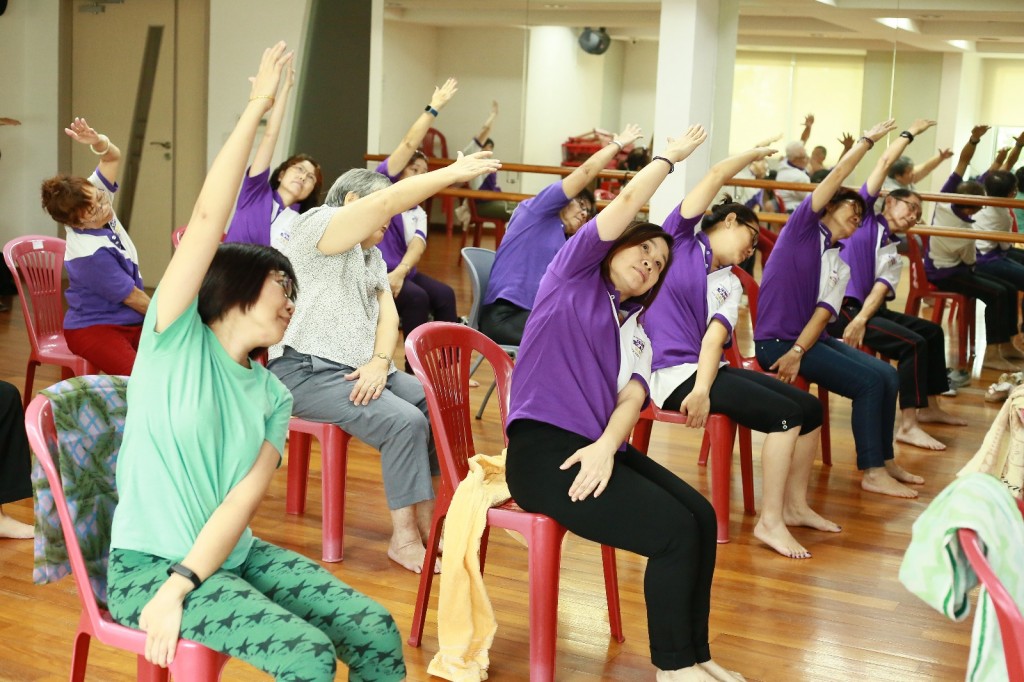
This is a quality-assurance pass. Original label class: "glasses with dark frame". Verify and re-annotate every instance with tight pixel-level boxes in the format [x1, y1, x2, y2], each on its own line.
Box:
[894, 197, 923, 219]
[80, 187, 112, 225]
[743, 222, 759, 249]
[273, 272, 297, 303]
[574, 197, 595, 218]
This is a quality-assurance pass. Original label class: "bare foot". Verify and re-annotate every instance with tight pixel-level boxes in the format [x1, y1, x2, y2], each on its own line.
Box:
[895, 425, 946, 451]
[469, 379, 481, 388]
[783, 505, 841, 533]
[387, 538, 440, 574]
[916, 406, 968, 426]
[861, 467, 918, 498]
[886, 460, 925, 485]
[699, 659, 747, 681]
[656, 664, 718, 681]
[753, 517, 811, 558]
[0, 513, 33, 539]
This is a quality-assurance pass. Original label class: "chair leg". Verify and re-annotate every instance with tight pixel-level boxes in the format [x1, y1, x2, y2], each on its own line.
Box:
[479, 525, 492, 574]
[69, 629, 91, 682]
[408, 509, 446, 647]
[23, 360, 38, 410]
[630, 417, 653, 455]
[698, 431, 711, 467]
[475, 381, 498, 420]
[738, 426, 756, 515]
[285, 431, 312, 515]
[137, 656, 171, 682]
[526, 520, 567, 682]
[708, 417, 738, 543]
[320, 429, 350, 563]
[600, 545, 624, 643]
[817, 387, 832, 466]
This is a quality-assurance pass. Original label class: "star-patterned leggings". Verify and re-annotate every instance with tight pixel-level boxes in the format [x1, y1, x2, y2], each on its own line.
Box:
[107, 539, 405, 682]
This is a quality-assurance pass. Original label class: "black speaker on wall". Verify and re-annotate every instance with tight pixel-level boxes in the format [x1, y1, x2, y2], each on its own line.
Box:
[0, 1, 8, 16]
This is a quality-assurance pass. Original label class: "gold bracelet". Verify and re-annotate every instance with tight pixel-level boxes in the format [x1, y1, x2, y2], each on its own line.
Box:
[249, 94, 275, 104]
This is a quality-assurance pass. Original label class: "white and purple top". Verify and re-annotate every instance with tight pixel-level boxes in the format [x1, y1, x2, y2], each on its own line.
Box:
[839, 184, 903, 305]
[224, 166, 293, 247]
[775, 161, 811, 211]
[374, 159, 427, 276]
[63, 169, 145, 331]
[483, 181, 572, 310]
[646, 208, 741, 408]
[924, 172, 976, 280]
[509, 218, 651, 447]
[755, 195, 851, 342]
[975, 205, 1015, 263]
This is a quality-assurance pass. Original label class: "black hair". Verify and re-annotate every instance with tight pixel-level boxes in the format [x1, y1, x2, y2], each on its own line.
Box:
[984, 170, 1018, 198]
[888, 156, 914, 180]
[701, 195, 759, 233]
[198, 243, 298, 356]
[952, 180, 985, 212]
[575, 188, 595, 210]
[1015, 167, 1024, 196]
[270, 153, 324, 214]
[825, 187, 866, 216]
[600, 221, 674, 309]
[809, 169, 830, 184]
[483, 138, 495, 148]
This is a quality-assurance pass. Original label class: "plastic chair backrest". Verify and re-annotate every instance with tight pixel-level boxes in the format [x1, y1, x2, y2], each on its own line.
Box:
[172, 225, 187, 248]
[421, 127, 448, 159]
[405, 322, 514, 493]
[731, 265, 760, 324]
[461, 247, 496, 330]
[907, 233, 933, 293]
[3, 236, 67, 348]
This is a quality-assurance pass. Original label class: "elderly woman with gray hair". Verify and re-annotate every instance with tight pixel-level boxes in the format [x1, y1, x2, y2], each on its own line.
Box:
[268, 151, 501, 574]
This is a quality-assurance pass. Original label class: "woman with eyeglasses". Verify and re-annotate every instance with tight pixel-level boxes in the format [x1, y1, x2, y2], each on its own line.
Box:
[224, 58, 323, 248]
[40, 119, 149, 376]
[480, 123, 644, 346]
[828, 119, 966, 453]
[645, 146, 838, 559]
[755, 119, 925, 499]
[106, 44, 406, 681]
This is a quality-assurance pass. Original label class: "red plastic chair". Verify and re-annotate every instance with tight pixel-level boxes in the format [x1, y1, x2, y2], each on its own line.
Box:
[24, 394, 231, 681]
[285, 417, 351, 562]
[3, 236, 94, 408]
[756, 227, 777, 266]
[404, 322, 623, 681]
[421, 127, 450, 231]
[171, 225, 187, 248]
[631, 406, 754, 543]
[905, 233, 975, 367]
[460, 198, 508, 252]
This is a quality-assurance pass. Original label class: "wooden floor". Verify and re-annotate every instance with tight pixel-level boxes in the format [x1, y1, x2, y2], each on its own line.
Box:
[0, 227, 1008, 681]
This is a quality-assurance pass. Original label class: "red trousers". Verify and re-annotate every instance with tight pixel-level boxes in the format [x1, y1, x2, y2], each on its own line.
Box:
[64, 324, 143, 376]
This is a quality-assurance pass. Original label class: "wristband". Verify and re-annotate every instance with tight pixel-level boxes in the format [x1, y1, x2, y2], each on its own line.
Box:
[899, 131, 914, 143]
[167, 563, 202, 591]
[249, 94, 275, 104]
[424, 105, 439, 117]
[969, 138, 980, 146]
[858, 136, 874, 149]
[791, 343, 805, 355]
[652, 155, 675, 173]
[610, 139, 624, 151]
[374, 352, 392, 364]
[89, 135, 110, 156]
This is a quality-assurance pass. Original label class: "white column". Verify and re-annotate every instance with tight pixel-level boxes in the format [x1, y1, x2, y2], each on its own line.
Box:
[650, 0, 738, 222]
[366, 0, 385, 167]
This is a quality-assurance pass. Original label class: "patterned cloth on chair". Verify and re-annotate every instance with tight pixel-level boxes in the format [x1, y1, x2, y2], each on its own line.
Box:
[31, 375, 128, 607]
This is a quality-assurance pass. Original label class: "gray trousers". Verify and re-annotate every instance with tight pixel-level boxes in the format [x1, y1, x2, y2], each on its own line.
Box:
[269, 347, 437, 510]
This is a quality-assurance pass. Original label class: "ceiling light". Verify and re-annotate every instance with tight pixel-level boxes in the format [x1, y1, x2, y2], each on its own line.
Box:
[947, 40, 972, 50]
[876, 17, 918, 32]
[814, 0, 837, 6]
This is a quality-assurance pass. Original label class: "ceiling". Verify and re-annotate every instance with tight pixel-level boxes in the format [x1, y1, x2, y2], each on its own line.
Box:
[383, 0, 1024, 55]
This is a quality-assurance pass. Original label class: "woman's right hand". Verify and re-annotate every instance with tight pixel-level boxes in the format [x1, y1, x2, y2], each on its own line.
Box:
[970, 124, 991, 140]
[864, 118, 897, 143]
[430, 78, 458, 111]
[663, 124, 708, 163]
[769, 348, 803, 384]
[446, 150, 501, 184]
[64, 117, 104, 148]
[614, 123, 644, 148]
[248, 41, 292, 109]
[751, 146, 778, 162]
[560, 440, 616, 502]
[679, 388, 711, 429]
[138, 581, 186, 668]
[907, 118, 936, 137]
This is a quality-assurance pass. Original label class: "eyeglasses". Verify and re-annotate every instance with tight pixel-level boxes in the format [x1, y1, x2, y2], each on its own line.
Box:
[288, 166, 317, 184]
[80, 187, 112, 225]
[840, 199, 864, 221]
[894, 197, 923, 219]
[743, 223, 759, 249]
[574, 197, 594, 218]
[273, 272, 297, 302]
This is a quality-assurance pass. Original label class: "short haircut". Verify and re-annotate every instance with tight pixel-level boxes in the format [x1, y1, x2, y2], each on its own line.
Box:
[984, 170, 1017, 197]
[785, 141, 806, 160]
[198, 243, 297, 355]
[701, 195, 759, 233]
[888, 156, 914, 180]
[1015, 167, 1024, 195]
[600, 221, 675, 310]
[812, 145, 827, 157]
[888, 187, 922, 203]
[483, 138, 495, 148]
[825, 186, 866, 217]
[952, 180, 985, 212]
[323, 169, 392, 207]
[40, 174, 93, 225]
[809, 169, 830, 184]
[270, 154, 324, 214]
[574, 188, 596, 210]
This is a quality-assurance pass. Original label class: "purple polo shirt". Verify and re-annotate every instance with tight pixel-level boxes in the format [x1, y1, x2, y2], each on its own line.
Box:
[374, 159, 428, 276]
[64, 170, 145, 330]
[483, 181, 571, 310]
[840, 184, 900, 304]
[509, 218, 648, 446]
[754, 195, 833, 342]
[924, 172, 974, 280]
[225, 167, 289, 246]
[646, 209, 732, 372]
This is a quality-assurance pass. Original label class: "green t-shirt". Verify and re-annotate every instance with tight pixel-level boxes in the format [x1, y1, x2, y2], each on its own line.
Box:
[109, 290, 292, 568]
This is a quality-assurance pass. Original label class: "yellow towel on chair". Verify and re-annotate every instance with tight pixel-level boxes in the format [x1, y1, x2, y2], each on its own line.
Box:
[427, 450, 512, 682]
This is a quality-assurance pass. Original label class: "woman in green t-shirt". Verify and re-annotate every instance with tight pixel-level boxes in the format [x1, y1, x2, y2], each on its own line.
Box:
[104, 43, 405, 682]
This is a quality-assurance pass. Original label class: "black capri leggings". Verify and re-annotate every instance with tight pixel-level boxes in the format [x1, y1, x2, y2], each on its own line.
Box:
[505, 419, 717, 671]
[479, 299, 530, 346]
[662, 365, 822, 435]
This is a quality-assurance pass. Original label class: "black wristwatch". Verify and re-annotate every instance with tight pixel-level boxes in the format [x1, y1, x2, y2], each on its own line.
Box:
[167, 562, 203, 590]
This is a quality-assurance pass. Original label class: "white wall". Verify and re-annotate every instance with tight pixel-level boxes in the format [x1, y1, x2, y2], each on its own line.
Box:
[0, 2, 62, 243]
[207, 0, 311, 166]
[619, 40, 658, 138]
[377, 20, 440, 161]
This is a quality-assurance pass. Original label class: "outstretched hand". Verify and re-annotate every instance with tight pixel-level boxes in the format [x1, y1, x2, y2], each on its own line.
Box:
[970, 124, 991, 140]
[838, 132, 855, 150]
[803, 113, 815, 126]
[994, 147, 1009, 165]
[663, 124, 708, 162]
[938, 148, 954, 160]
[755, 133, 783, 148]
[0, 117, 21, 126]
[430, 78, 458, 110]
[751, 146, 778, 162]
[864, 118, 897, 142]
[447, 150, 501, 183]
[64, 117, 103, 147]
[615, 123, 644, 148]
[907, 119, 937, 136]
[249, 42, 292, 107]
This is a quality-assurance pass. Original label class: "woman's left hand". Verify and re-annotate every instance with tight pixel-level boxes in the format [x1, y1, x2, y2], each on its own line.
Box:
[138, 584, 185, 668]
[864, 118, 897, 143]
[345, 359, 389, 406]
[64, 117, 103, 147]
[770, 348, 803, 384]
[387, 270, 405, 298]
[842, 317, 867, 348]
[679, 388, 711, 429]
[560, 440, 616, 502]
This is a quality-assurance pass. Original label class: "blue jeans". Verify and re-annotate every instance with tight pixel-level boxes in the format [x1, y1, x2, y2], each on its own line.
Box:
[756, 337, 898, 470]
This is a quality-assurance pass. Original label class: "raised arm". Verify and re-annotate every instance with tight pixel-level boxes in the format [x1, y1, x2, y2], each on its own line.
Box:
[911, 148, 953, 183]
[595, 125, 707, 241]
[317, 151, 500, 255]
[990, 148, 1009, 174]
[955, 125, 990, 177]
[248, 60, 295, 177]
[867, 119, 936, 196]
[810, 118, 896, 212]
[65, 117, 122, 182]
[384, 78, 458, 177]
[157, 42, 292, 332]
[562, 123, 643, 199]
[800, 113, 814, 145]
[679, 146, 777, 219]
[1004, 131, 1024, 171]
[473, 100, 498, 145]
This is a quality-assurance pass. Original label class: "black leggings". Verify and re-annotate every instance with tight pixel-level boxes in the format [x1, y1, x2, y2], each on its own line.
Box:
[663, 365, 822, 435]
[0, 381, 30, 505]
[505, 419, 717, 671]
[932, 271, 1019, 344]
[479, 299, 530, 346]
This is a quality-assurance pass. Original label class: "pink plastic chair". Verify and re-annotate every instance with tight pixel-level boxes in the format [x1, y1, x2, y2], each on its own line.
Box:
[285, 417, 351, 562]
[24, 393, 231, 681]
[905, 233, 975, 367]
[4, 236, 94, 408]
[171, 225, 187, 248]
[404, 322, 623, 681]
